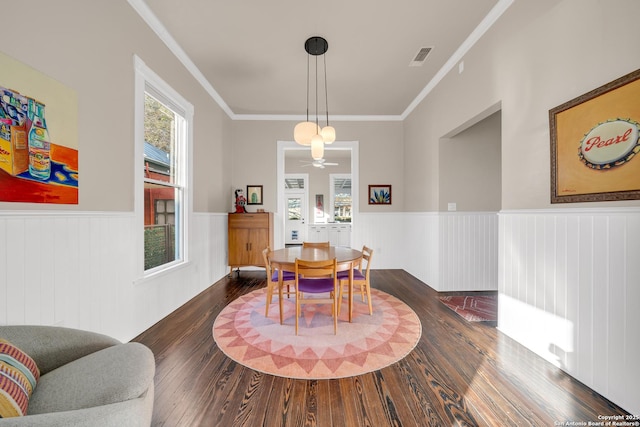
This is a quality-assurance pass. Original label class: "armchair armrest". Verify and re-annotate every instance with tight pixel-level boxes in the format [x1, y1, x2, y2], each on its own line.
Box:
[0, 325, 121, 375]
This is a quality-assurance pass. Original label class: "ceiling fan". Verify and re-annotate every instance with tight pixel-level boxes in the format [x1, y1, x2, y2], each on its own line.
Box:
[300, 159, 338, 169]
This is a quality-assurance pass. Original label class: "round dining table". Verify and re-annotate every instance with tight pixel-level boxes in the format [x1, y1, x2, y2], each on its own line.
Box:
[269, 246, 363, 324]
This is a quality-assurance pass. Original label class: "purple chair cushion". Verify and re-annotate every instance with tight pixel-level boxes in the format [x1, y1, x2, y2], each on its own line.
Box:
[271, 270, 296, 282]
[297, 278, 336, 293]
[337, 269, 365, 281]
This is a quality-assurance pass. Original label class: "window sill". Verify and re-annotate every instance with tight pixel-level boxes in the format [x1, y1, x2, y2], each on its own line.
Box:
[134, 259, 192, 286]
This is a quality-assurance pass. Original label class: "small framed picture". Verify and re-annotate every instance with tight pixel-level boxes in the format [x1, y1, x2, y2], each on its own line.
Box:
[246, 185, 263, 205]
[315, 194, 324, 219]
[369, 185, 392, 205]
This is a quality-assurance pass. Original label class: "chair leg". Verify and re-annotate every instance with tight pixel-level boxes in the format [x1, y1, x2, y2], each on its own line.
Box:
[337, 280, 346, 315]
[265, 282, 273, 317]
[365, 281, 372, 315]
[295, 293, 299, 335]
[331, 290, 338, 335]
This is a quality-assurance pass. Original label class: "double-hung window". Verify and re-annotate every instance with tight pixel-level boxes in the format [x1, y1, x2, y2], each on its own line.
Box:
[135, 56, 193, 278]
[330, 174, 352, 223]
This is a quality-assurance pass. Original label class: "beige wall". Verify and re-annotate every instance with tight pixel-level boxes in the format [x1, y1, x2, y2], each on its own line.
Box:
[3, 0, 638, 215]
[404, 0, 640, 211]
[439, 111, 501, 211]
[1, 1, 231, 213]
[230, 120, 404, 213]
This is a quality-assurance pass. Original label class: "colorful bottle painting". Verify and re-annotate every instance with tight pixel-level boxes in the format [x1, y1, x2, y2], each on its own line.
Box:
[27, 100, 50, 180]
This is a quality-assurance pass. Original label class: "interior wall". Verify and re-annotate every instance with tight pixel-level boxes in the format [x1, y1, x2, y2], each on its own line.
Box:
[404, 0, 640, 211]
[439, 111, 501, 211]
[230, 120, 404, 213]
[0, 0, 231, 213]
[401, 0, 640, 413]
[0, 1, 232, 342]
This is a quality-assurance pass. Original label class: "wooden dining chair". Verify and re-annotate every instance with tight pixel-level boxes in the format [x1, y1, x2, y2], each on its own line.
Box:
[262, 247, 295, 317]
[302, 241, 330, 248]
[294, 257, 339, 335]
[337, 245, 374, 316]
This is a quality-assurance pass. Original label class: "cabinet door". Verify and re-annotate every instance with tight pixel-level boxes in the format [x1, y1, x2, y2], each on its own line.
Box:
[229, 228, 251, 265]
[308, 226, 328, 243]
[247, 228, 269, 266]
[328, 225, 351, 246]
[337, 225, 351, 247]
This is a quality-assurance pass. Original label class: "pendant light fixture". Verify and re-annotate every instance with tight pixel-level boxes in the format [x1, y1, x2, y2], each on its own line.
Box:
[293, 36, 335, 160]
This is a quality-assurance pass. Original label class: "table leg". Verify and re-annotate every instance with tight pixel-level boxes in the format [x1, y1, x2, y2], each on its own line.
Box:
[278, 270, 284, 325]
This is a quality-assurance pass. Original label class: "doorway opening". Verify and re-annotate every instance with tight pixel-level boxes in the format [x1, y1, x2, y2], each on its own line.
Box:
[284, 174, 308, 245]
[277, 141, 359, 249]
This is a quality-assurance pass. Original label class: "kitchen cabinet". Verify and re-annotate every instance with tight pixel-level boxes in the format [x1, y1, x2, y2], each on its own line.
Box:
[307, 223, 351, 246]
[328, 224, 351, 247]
[308, 225, 329, 243]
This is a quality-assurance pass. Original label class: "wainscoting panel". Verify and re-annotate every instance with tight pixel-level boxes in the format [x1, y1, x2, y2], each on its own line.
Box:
[498, 208, 640, 414]
[438, 212, 498, 292]
[397, 213, 439, 288]
[352, 213, 407, 270]
[0, 211, 229, 343]
[2, 208, 635, 412]
[356, 212, 497, 292]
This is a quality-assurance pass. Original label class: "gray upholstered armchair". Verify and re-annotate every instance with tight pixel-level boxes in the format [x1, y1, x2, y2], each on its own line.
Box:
[0, 325, 155, 427]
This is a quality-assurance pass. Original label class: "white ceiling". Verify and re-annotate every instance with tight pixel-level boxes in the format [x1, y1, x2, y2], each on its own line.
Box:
[132, 0, 510, 120]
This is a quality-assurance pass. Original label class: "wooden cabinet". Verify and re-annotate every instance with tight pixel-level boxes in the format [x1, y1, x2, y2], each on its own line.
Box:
[228, 212, 273, 275]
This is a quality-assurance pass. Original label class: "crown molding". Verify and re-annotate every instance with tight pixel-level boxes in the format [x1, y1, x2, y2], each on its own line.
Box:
[129, 0, 513, 123]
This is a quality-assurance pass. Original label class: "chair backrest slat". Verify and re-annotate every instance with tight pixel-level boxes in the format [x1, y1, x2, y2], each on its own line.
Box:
[295, 257, 337, 278]
[302, 241, 330, 249]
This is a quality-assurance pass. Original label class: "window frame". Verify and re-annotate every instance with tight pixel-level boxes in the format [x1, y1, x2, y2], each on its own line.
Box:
[329, 173, 352, 223]
[134, 55, 194, 281]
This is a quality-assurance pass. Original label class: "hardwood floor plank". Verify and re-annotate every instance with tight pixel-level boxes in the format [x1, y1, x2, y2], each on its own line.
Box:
[333, 377, 364, 426]
[367, 368, 413, 426]
[393, 357, 443, 426]
[261, 376, 292, 427]
[314, 380, 332, 426]
[132, 269, 630, 427]
[357, 373, 398, 425]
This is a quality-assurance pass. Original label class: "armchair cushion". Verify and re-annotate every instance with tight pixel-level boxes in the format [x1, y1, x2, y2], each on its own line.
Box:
[0, 340, 40, 418]
[28, 343, 154, 416]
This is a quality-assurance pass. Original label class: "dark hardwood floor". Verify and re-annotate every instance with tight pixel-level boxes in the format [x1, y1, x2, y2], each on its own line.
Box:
[133, 269, 628, 426]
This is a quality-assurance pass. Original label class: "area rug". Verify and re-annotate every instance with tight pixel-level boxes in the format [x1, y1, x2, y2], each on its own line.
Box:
[438, 294, 497, 322]
[212, 288, 421, 380]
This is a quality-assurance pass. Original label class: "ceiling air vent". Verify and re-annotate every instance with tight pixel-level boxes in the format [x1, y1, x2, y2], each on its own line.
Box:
[409, 47, 433, 67]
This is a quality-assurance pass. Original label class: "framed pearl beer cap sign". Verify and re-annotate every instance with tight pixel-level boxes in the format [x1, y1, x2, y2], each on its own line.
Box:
[550, 68, 640, 203]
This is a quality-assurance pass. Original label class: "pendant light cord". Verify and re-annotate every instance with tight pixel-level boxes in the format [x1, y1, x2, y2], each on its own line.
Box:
[315, 50, 319, 131]
[306, 53, 310, 122]
[324, 54, 329, 127]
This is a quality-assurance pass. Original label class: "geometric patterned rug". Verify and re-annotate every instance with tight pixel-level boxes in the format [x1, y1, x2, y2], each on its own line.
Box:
[212, 287, 421, 380]
[438, 294, 497, 322]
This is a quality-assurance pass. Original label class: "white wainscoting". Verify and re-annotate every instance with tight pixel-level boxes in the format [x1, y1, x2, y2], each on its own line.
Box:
[498, 208, 640, 414]
[0, 211, 228, 342]
[438, 212, 498, 292]
[355, 212, 498, 292]
[2, 207, 636, 412]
